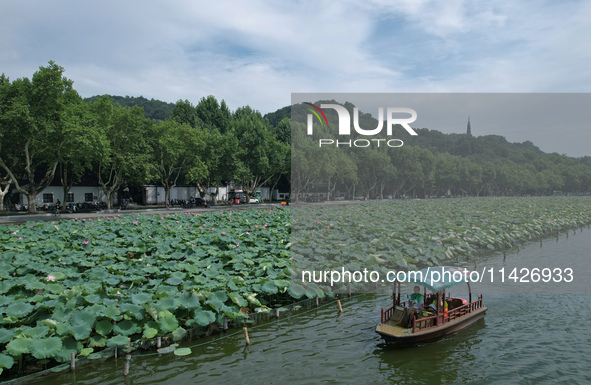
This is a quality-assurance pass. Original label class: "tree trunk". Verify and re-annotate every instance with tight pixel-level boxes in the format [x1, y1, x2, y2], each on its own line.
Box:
[0, 182, 10, 211]
[165, 187, 171, 207]
[26, 192, 38, 213]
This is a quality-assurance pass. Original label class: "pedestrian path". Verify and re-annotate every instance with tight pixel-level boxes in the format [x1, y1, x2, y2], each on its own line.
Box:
[0, 203, 280, 225]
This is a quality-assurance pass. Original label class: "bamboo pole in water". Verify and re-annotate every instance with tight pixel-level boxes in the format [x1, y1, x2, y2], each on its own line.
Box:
[123, 355, 131, 376]
[243, 327, 251, 345]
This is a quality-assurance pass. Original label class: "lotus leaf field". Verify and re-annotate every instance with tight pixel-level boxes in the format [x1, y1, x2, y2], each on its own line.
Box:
[1, 197, 591, 376]
[291, 196, 591, 292]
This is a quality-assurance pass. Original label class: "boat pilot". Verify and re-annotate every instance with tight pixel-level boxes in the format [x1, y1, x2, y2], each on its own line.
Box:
[406, 286, 424, 327]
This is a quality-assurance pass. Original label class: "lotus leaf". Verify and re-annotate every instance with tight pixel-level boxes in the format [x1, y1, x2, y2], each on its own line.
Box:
[0, 329, 16, 344]
[194, 310, 216, 327]
[142, 327, 158, 339]
[4, 301, 34, 318]
[95, 319, 114, 336]
[171, 327, 187, 342]
[157, 311, 179, 333]
[154, 297, 181, 313]
[80, 347, 94, 356]
[228, 292, 248, 307]
[119, 303, 145, 320]
[70, 310, 97, 328]
[54, 337, 82, 363]
[106, 335, 130, 348]
[261, 281, 278, 294]
[101, 305, 122, 321]
[0, 353, 15, 370]
[179, 292, 201, 309]
[68, 324, 91, 340]
[21, 325, 50, 339]
[113, 320, 139, 336]
[173, 347, 192, 356]
[6, 338, 32, 355]
[88, 335, 106, 348]
[157, 346, 176, 354]
[288, 283, 306, 299]
[84, 294, 102, 304]
[29, 337, 62, 359]
[205, 297, 224, 312]
[165, 277, 183, 286]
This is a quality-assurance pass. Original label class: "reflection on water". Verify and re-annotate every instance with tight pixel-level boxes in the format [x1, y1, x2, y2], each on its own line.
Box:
[19, 230, 591, 385]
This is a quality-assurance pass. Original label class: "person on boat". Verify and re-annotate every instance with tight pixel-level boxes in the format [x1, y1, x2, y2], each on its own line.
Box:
[406, 286, 424, 327]
[428, 294, 449, 318]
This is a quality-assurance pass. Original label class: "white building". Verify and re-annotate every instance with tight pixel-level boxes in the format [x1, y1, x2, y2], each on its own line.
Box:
[20, 186, 117, 207]
[142, 185, 229, 204]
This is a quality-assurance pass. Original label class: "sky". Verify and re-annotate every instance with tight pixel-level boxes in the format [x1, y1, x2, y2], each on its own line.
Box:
[2, 0, 591, 156]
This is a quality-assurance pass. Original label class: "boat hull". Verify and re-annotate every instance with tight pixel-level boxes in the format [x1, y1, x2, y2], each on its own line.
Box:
[376, 307, 487, 345]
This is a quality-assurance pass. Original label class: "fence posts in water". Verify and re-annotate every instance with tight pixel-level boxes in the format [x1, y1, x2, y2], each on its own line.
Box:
[223, 316, 229, 331]
[337, 300, 343, 313]
[70, 351, 75, 371]
[316, 295, 319, 307]
[348, 284, 352, 297]
[123, 355, 131, 377]
[243, 326, 251, 345]
[115, 346, 118, 359]
[276, 308, 280, 318]
[156, 337, 162, 349]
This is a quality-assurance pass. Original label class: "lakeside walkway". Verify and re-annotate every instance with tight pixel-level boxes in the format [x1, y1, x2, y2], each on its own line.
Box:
[0, 203, 281, 225]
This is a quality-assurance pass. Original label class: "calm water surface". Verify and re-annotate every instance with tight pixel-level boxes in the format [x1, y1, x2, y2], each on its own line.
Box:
[18, 229, 591, 385]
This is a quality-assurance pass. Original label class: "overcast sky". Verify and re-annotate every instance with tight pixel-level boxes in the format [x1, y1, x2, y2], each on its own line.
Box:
[2, 1, 591, 156]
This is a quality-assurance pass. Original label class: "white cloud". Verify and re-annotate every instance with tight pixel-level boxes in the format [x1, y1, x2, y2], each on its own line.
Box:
[1, 0, 591, 120]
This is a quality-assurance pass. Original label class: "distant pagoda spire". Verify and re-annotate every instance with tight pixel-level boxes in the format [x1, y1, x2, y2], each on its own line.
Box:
[467, 116, 472, 137]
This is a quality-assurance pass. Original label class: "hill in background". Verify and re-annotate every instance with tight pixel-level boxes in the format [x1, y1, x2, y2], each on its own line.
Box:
[85, 95, 174, 121]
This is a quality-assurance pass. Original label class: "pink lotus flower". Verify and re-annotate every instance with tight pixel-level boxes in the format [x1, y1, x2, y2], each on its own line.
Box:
[83, 241, 89, 245]
[236, 242, 240, 247]
[191, 244, 196, 247]
[18, 237, 23, 240]
[12, 232, 17, 235]
[221, 232, 226, 235]
[46, 275, 56, 282]
[199, 227, 203, 230]
[133, 221, 139, 226]
[211, 227, 215, 231]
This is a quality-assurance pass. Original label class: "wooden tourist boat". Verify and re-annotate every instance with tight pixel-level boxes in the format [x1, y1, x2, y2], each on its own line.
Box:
[375, 266, 487, 345]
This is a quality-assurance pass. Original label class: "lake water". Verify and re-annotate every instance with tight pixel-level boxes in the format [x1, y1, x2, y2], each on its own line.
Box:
[14, 227, 591, 385]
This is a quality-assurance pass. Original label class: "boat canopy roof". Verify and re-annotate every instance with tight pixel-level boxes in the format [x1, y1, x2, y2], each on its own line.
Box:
[406, 266, 471, 292]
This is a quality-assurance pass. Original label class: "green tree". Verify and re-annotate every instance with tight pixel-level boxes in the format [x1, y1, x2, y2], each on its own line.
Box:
[0, 62, 81, 213]
[89, 96, 153, 209]
[230, 106, 284, 202]
[186, 128, 237, 205]
[57, 102, 100, 206]
[150, 120, 205, 205]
